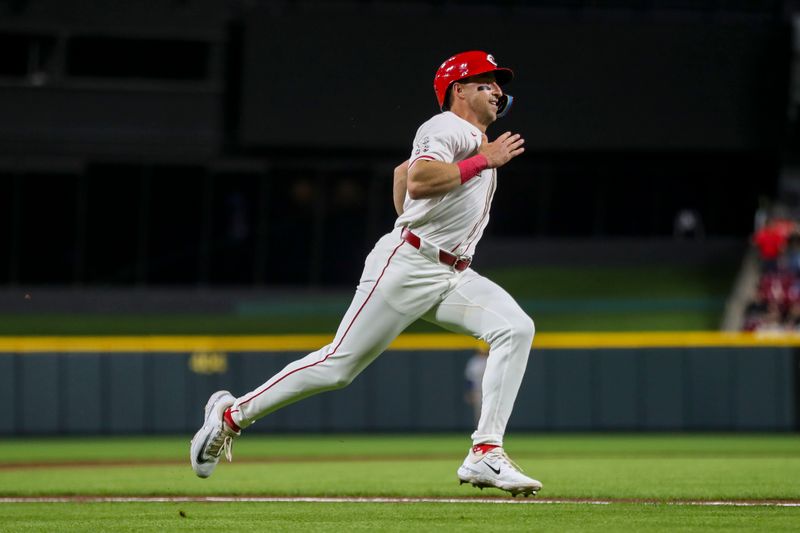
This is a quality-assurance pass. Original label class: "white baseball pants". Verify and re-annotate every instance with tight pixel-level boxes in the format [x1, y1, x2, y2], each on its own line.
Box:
[230, 227, 534, 446]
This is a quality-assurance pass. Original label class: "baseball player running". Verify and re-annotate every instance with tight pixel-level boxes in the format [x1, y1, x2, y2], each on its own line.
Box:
[191, 50, 542, 497]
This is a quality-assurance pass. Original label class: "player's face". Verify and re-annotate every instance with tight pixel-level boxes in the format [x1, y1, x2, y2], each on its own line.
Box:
[457, 73, 503, 124]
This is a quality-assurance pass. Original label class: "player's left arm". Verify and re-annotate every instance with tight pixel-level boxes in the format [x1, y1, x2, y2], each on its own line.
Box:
[393, 160, 409, 216]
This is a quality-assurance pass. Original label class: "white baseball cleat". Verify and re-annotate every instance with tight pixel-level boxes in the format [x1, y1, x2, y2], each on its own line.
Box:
[190, 390, 240, 478]
[457, 446, 542, 497]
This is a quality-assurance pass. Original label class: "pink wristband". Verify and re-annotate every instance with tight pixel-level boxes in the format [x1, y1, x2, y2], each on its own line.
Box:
[457, 154, 489, 184]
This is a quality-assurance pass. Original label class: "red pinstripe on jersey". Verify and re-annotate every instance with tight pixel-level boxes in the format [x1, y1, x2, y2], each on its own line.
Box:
[235, 239, 407, 410]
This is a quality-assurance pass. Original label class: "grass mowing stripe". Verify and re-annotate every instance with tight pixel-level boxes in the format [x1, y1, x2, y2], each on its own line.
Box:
[1, 434, 798, 462]
[1, 501, 799, 533]
[0, 436, 797, 504]
[1, 457, 797, 500]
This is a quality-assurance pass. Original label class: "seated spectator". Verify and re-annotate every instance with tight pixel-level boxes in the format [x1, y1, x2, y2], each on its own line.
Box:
[741, 204, 800, 332]
[757, 272, 793, 312]
[783, 232, 800, 276]
[786, 302, 800, 331]
[753, 302, 785, 332]
[753, 217, 796, 272]
[742, 298, 768, 331]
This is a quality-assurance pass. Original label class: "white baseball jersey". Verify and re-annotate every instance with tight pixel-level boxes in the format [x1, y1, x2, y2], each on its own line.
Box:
[227, 109, 533, 450]
[395, 111, 497, 258]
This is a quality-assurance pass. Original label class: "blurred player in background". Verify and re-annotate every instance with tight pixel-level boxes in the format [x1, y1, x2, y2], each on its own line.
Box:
[191, 50, 542, 497]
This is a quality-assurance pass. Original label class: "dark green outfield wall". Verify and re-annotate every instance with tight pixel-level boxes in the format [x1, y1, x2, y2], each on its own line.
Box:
[0, 348, 795, 435]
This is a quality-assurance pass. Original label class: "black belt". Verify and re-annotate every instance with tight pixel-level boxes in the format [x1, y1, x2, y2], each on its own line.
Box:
[401, 227, 471, 272]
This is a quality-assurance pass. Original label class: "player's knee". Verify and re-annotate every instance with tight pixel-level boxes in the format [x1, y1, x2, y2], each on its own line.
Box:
[525, 314, 536, 339]
[331, 375, 354, 389]
[328, 368, 357, 389]
[510, 312, 535, 344]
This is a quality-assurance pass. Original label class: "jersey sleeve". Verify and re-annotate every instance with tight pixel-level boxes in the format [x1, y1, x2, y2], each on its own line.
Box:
[408, 115, 462, 168]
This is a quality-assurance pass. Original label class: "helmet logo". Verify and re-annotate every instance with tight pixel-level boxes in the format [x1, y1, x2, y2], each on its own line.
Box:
[486, 54, 497, 66]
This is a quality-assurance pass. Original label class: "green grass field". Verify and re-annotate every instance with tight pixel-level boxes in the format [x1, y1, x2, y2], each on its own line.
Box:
[0, 434, 798, 532]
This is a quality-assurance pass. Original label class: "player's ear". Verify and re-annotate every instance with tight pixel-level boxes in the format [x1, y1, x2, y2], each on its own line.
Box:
[452, 82, 465, 104]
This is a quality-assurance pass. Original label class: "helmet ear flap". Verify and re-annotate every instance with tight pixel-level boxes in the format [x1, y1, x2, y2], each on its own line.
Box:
[496, 94, 513, 118]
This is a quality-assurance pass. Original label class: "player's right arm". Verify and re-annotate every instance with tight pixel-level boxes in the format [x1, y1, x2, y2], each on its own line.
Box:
[406, 160, 461, 199]
[407, 132, 525, 200]
[393, 160, 409, 216]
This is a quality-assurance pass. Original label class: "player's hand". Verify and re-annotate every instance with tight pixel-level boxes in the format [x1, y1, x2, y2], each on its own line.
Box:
[478, 132, 525, 168]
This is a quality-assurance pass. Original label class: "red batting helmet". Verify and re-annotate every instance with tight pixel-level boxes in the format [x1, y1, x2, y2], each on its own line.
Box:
[433, 51, 514, 113]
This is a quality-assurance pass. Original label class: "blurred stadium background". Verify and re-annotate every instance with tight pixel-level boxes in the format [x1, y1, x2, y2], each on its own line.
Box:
[0, 0, 798, 437]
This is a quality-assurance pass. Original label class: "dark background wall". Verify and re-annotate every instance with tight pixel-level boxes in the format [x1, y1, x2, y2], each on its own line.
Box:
[0, 347, 794, 434]
[242, 4, 787, 151]
[0, 0, 795, 286]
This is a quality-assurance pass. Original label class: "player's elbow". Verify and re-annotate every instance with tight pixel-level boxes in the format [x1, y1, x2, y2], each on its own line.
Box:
[406, 179, 424, 200]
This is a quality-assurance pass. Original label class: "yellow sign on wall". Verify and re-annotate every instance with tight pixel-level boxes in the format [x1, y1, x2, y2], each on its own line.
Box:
[188, 352, 228, 374]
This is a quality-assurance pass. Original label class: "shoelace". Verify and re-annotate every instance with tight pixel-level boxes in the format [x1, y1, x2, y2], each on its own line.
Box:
[485, 448, 525, 473]
[207, 428, 236, 463]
